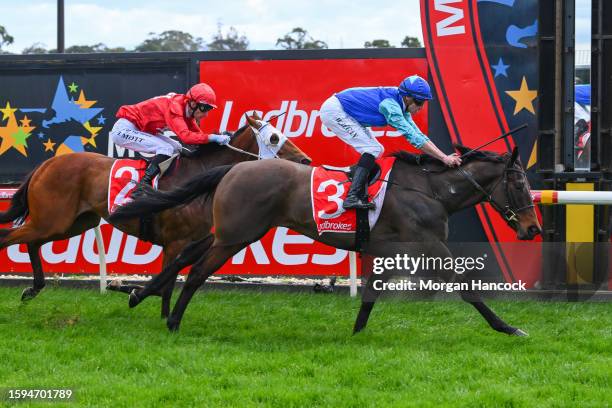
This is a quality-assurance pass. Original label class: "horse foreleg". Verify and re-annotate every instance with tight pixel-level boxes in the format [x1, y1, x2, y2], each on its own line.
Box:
[21, 243, 45, 301]
[129, 235, 214, 309]
[353, 271, 389, 334]
[460, 290, 528, 336]
[167, 243, 245, 332]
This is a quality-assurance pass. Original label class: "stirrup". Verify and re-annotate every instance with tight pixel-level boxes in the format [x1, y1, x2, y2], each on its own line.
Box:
[343, 196, 376, 210]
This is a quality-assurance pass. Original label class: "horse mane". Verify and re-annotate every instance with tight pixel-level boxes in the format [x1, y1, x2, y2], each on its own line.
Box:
[189, 124, 250, 157]
[390, 144, 506, 166]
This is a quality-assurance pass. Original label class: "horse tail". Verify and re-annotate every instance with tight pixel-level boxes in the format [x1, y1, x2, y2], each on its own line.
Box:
[0, 166, 37, 224]
[109, 164, 234, 222]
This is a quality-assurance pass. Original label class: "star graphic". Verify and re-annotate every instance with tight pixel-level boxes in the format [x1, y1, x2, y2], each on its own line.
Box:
[43, 138, 56, 152]
[97, 115, 106, 125]
[75, 90, 97, 109]
[42, 77, 103, 128]
[79, 121, 102, 148]
[0, 107, 35, 156]
[1, 102, 17, 121]
[68, 82, 78, 93]
[491, 57, 510, 78]
[38, 132, 45, 139]
[505, 76, 537, 115]
[20, 115, 32, 127]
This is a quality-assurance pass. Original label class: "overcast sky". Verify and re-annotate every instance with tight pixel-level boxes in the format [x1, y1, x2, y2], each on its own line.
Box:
[0, 0, 592, 53]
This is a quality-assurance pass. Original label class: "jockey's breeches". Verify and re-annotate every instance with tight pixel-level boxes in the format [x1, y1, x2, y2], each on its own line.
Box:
[110, 118, 182, 156]
[319, 95, 384, 159]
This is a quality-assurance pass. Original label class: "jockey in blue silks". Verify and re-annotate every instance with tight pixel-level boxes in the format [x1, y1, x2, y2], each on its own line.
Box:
[319, 75, 462, 210]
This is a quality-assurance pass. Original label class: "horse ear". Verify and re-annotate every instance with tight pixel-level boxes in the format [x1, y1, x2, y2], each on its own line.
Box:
[252, 111, 262, 120]
[245, 113, 258, 127]
[508, 146, 519, 166]
[453, 144, 470, 155]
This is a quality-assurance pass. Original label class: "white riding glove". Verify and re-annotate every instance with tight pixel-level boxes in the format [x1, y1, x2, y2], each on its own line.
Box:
[208, 134, 231, 145]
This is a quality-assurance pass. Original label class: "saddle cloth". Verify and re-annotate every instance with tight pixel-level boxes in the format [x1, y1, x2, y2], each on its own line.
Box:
[107, 156, 176, 214]
[311, 157, 395, 234]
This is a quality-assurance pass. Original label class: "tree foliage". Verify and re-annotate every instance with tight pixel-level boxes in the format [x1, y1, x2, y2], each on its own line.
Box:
[401, 36, 422, 48]
[134, 30, 205, 52]
[276, 27, 327, 50]
[22, 42, 127, 54]
[0, 25, 14, 52]
[207, 24, 249, 51]
[364, 39, 393, 48]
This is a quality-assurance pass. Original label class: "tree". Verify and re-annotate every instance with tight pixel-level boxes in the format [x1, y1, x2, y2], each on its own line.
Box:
[22, 42, 127, 54]
[364, 39, 394, 48]
[207, 24, 249, 51]
[401, 36, 422, 48]
[0, 25, 14, 52]
[64, 43, 127, 53]
[135, 30, 205, 52]
[276, 27, 327, 50]
[22, 42, 48, 54]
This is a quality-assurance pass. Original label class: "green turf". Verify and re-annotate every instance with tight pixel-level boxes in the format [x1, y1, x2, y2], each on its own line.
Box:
[0, 287, 610, 407]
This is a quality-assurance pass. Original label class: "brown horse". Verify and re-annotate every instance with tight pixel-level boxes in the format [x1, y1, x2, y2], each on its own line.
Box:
[0, 113, 311, 318]
[111, 146, 542, 334]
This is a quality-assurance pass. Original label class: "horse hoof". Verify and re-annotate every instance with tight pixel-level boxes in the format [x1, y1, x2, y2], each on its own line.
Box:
[128, 289, 141, 308]
[512, 328, 529, 337]
[21, 287, 39, 302]
[167, 318, 180, 332]
[106, 279, 123, 291]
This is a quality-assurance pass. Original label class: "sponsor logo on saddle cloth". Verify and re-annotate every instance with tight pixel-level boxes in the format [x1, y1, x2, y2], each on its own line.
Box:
[311, 157, 396, 234]
[107, 158, 174, 214]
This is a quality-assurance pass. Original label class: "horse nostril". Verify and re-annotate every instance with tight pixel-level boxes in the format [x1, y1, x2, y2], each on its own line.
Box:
[301, 158, 312, 165]
[528, 226, 542, 236]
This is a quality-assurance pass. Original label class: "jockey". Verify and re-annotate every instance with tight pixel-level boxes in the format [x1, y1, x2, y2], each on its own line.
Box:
[110, 83, 230, 194]
[319, 75, 462, 210]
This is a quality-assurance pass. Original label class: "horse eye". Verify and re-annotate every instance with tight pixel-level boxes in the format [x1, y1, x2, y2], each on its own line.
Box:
[515, 183, 524, 190]
[269, 134, 280, 145]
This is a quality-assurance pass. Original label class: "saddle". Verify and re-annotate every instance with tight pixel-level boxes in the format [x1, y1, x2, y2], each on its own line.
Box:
[321, 163, 381, 186]
[141, 154, 179, 179]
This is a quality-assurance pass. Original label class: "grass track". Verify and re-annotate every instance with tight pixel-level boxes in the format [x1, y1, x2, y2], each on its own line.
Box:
[0, 287, 610, 407]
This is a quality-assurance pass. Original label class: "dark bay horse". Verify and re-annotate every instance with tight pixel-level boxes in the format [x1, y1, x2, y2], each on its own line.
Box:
[0, 113, 311, 317]
[111, 146, 542, 333]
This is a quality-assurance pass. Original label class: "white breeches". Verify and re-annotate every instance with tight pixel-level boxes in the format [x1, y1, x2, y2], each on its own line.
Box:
[109, 118, 182, 156]
[319, 95, 384, 158]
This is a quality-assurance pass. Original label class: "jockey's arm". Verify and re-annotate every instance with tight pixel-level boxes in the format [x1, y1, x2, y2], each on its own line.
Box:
[379, 98, 430, 148]
[379, 99, 460, 166]
[163, 107, 211, 145]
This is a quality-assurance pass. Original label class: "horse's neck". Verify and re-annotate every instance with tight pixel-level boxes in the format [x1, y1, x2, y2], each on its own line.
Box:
[431, 162, 503, 214]
[181, 134, 257, 173]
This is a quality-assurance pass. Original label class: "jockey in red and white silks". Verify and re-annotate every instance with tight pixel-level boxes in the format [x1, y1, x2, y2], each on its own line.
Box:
[319, 75, 462, 210]
[110, 83, 230, 194]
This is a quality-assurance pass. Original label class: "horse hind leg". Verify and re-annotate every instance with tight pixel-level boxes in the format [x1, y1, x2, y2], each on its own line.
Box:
[21, 243, 45, 301]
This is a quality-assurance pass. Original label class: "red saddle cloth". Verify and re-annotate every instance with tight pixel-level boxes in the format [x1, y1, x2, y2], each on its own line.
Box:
[108, 159, 155, 214]
[311, 157, 395, 234]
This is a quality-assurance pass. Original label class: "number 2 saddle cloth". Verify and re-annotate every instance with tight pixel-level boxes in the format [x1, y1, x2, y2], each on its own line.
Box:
[310, 157, 395, 234]
[107, 156, 177, 214]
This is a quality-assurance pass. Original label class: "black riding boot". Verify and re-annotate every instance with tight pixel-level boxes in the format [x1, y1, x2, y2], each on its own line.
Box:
[343, 153, 376, 210]
[133, 154, 170, 197]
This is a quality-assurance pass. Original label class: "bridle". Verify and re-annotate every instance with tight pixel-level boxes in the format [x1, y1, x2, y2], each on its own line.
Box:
[456, 159, 534, 227]
[223, 120, 287, 160]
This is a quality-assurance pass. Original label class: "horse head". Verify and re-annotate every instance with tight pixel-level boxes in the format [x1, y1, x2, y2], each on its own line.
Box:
[455, 145, 542, 240]
[231, 112, 311, 164]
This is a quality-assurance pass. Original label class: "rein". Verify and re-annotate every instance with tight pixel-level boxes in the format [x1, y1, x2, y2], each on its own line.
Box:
[381, 157, 534, 225]
[221, 122, 280, 160]
[223, 142, 263, 159]
[456, 165, 534, 225]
